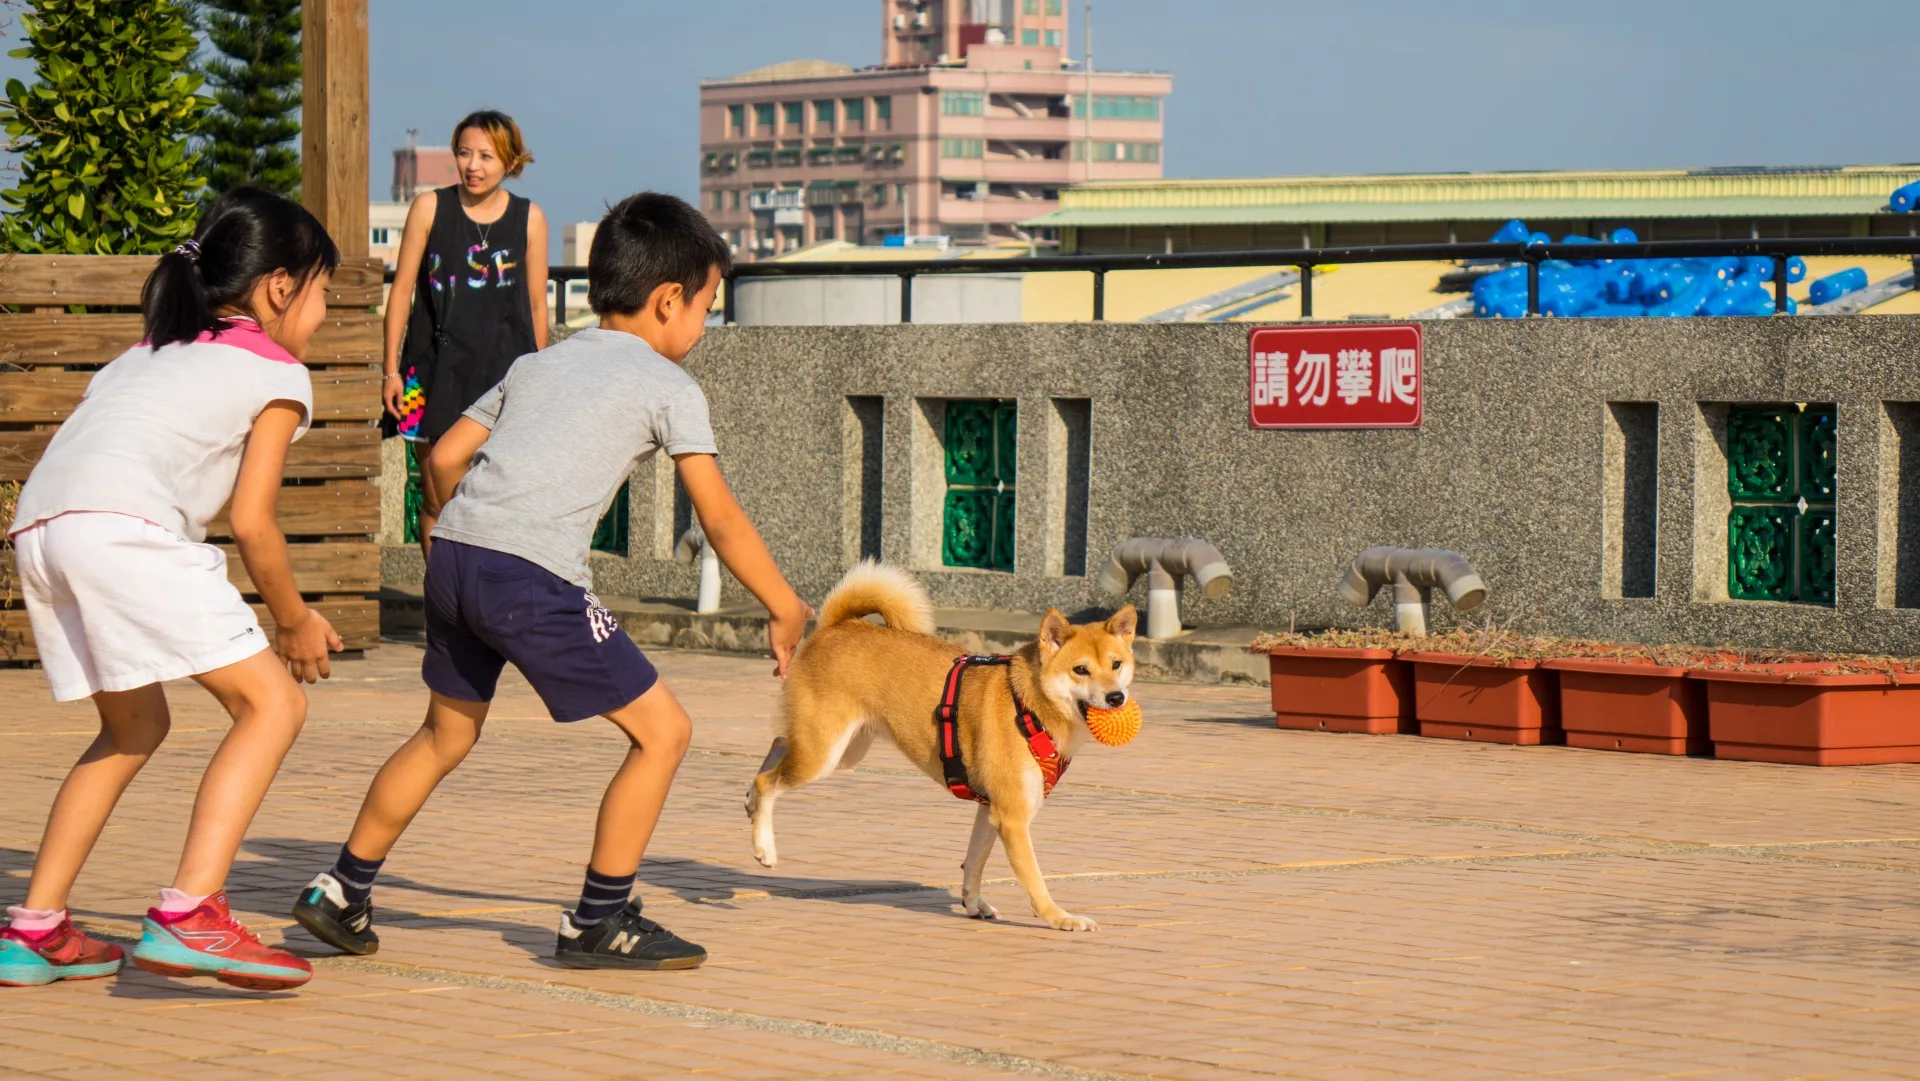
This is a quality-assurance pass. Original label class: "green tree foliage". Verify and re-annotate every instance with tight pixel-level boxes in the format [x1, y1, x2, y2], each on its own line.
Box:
[0, 0, 208, 254]
[196, 0, 301, 198]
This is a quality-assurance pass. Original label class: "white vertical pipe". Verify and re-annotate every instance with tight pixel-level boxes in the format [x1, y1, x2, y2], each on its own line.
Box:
[697, 546, 722, 614]
[1146, 586, 1181, 640]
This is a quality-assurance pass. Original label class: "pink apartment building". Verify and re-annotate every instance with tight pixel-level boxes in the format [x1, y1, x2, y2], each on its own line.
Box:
[698, 0, 1171, 255]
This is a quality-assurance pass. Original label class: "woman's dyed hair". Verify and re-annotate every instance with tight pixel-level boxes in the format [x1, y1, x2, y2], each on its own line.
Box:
[452, 110, 534, 178]
[140, 186, 341, 349]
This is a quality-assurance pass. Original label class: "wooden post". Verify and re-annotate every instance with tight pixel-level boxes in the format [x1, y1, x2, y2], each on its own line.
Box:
[302, 0, 369, 256]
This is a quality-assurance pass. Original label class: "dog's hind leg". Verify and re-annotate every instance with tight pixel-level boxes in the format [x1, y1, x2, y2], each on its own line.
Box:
[993, 802, 1097, 932]
[749, 718, 863, 868]
[959, 802, 999, 920]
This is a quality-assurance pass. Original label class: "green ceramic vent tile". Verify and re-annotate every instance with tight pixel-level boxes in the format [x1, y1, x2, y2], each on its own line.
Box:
[944, 400, 1000, 486]
[942, 488, 999, 569]
[1726, 405, 1795, 501]
[592, 485, 631, 556]
[1796, 509, 1837, 605]
[403, 441, 424, 545]
[941, 399, 1016, 571]
[1728, 505, 1794, 601]
[1799, 404, 1838, 503]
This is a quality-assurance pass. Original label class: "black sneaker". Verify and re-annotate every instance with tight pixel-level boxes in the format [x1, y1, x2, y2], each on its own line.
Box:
[291, 872, 380, 956]
[554, 901, 706, 971]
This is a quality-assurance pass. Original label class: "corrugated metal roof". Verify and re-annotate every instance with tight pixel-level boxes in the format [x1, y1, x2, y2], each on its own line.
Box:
[1023, 164, 1920, 228]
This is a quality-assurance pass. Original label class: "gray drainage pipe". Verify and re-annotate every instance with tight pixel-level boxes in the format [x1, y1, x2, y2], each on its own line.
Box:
[1096, 537, 1234, 640]
[1337, 547, 1487, 636]
[674, 523, 722, 614]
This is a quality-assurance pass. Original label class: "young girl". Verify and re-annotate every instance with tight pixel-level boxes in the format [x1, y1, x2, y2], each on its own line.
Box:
[384, 110, 549, 555]
[0, 187, 344, 991]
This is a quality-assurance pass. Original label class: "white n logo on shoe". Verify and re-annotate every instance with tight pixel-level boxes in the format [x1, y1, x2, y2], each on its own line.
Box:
[608, 931, 641, 955]
[174, 929, 240, 953]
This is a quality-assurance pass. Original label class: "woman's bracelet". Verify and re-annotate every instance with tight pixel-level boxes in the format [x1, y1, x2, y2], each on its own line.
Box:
[382, 373, 403, 381]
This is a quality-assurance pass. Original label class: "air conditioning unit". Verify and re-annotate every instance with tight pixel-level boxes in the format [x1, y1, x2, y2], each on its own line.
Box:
[892, 13, 906, 29]
[914, 10, 930, 27]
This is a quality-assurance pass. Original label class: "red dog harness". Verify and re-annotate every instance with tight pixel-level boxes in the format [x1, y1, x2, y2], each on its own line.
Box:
[936, 655, 1067, 804]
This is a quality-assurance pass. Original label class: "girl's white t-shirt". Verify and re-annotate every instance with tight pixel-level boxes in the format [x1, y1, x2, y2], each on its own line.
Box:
[8, 319, 313, 543]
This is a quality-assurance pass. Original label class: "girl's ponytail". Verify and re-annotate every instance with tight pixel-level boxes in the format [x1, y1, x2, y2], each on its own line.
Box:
[139, 187, 341, 350]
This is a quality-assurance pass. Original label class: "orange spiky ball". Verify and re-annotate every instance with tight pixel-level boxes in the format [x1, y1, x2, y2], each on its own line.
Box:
[1083, 699, 1142, 746]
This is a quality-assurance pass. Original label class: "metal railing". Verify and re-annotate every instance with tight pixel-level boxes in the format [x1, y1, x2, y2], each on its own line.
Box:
[409, 236, 1920, 326]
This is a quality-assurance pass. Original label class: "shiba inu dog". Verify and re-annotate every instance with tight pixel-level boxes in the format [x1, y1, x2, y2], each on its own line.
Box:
[746, 561, 1138, 932]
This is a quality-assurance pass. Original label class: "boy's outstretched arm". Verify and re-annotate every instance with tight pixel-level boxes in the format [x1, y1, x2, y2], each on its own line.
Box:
[674, 453, 811, 676]
[424, 417, 492, 517]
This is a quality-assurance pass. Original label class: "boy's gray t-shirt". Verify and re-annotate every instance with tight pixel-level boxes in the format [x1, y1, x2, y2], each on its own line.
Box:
[431, 328, 717, 588]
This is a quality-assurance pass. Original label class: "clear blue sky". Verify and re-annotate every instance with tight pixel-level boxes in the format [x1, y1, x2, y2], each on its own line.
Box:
[5, 1, 1915, 256]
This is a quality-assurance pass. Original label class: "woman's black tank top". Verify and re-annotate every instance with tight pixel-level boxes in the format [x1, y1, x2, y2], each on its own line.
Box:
[399, 186, 536, 443]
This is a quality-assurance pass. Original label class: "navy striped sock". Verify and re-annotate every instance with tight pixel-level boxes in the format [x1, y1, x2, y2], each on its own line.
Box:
[331, 845, 385, 905]
[573, 867, 635, 926]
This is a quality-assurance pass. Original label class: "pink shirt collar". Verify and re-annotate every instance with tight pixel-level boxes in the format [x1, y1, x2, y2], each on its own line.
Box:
[141, 317, 302, 366]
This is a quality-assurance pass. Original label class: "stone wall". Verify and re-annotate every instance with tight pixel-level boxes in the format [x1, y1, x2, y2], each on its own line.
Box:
[389, 315, 1920, 655]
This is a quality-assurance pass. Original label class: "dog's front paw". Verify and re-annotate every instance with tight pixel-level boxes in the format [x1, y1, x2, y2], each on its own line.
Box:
[753, 843, 778, 868]
[962, 897, 999, 920]
[1047, 911, 1099, 932]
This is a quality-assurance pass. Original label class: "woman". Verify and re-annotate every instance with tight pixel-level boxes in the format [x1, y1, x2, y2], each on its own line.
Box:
[384, 110, 549, 553]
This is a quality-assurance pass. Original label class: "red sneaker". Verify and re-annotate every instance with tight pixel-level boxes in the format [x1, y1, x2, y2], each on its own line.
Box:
[130, 892, 311, 991]
[0, 918, 124, 986]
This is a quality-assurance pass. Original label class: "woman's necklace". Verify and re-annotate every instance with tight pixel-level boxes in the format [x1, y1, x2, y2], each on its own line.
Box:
[466, 191, 505, 250]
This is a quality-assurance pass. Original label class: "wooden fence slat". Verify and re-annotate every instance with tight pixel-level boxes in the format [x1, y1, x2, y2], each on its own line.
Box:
[0, 369, 382, 424]
[220, 541, 380, 594]
[1, 597, 380, 661]
[0, 255, 384, 308]
[0, 310, 382, 369]
[0, 426, 378, 482]
[208, 480, 380, 537]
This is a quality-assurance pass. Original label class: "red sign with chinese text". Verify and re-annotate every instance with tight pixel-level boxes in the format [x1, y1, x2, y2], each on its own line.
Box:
[1249, 324, 1423, 429]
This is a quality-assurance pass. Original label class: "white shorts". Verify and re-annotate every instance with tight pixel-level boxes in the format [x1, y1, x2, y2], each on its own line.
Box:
[11, 512, 268, 701]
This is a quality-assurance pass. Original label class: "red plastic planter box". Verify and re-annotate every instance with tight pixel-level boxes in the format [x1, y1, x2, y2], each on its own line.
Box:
[1267, 646, 1415, 734]
[1543, 658, 1709, 756]
[1402, 653, 1561, 745]
[1690, 668, 1920, 765]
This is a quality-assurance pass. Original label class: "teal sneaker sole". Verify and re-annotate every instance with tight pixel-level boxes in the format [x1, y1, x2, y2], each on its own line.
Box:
[130, 921, 310, 990]
[0, 938, 121, 986]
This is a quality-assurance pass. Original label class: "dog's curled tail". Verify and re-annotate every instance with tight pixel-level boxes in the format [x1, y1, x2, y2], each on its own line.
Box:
[817, 560, 935, 636]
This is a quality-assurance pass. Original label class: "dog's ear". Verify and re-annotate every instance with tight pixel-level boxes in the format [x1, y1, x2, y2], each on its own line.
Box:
[1104, 605, 1138, 643]
[1038, 609, 1072, 656]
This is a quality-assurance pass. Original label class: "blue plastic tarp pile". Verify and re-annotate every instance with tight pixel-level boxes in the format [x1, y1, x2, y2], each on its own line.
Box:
[1470, 220, 1844, 319]
[1891, 179, 1920, 214]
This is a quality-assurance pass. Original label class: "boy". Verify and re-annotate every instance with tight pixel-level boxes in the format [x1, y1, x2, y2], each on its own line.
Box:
[291, 192, 809, 970]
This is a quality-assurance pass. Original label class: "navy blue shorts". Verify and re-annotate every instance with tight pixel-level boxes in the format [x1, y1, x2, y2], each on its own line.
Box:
[421, 539, 658, 723]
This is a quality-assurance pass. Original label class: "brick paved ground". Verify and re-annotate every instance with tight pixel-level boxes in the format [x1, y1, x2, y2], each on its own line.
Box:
[6, 644, 1920, 1079]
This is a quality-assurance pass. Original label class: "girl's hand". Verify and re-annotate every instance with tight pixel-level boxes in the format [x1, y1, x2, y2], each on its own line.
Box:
[277, 607, 345, 683]
[769, 600, 815, 679]
[382, 373, 405, 420]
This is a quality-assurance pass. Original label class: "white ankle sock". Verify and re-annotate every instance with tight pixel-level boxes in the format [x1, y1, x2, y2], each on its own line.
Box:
[157, 888, 210, 915]
[6, 906, 65, 933]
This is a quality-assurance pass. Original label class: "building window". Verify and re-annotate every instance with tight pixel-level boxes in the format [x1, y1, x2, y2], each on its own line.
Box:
[728, 104, 746, 135]
[1726, 404, 1836, 604]
[1047, 0, 1062, 12]
[843, 97, 866, 125]
[941, 91, 984, 117]
[896, 183, 909, 205]
[814, 99, 836, 128]
[1021, 29, 1039, 45]
[1075, 141, 1161, 163]
[941, 138, 984, 159]
[370, 227, 392, 246]
[1023, 0, 1038, 12]
[835, 144, 864, 164]
[942, 400, 1017, 571]
[1073, 95, 1162, 120]
[1044, 30, 1060, 46]
[783, 101, 804, 129]
[872, 184, 888, 206]
[746, 148, 774, 168]
[776, 147, 802, 167]
[754, 103, 776, 130]
[874, 96, 892, 123]
[807, 144, 836, 165]
[730, 190, 741, 210]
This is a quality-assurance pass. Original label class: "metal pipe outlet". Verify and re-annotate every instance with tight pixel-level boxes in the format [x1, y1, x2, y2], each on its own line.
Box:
[1096, 537, 1234, 640]
[674, 523, 722, 614]
[1337, 547, 1487, 636]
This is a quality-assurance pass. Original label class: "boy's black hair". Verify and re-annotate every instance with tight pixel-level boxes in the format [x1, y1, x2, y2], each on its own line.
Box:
[588, 192, 733, 317]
